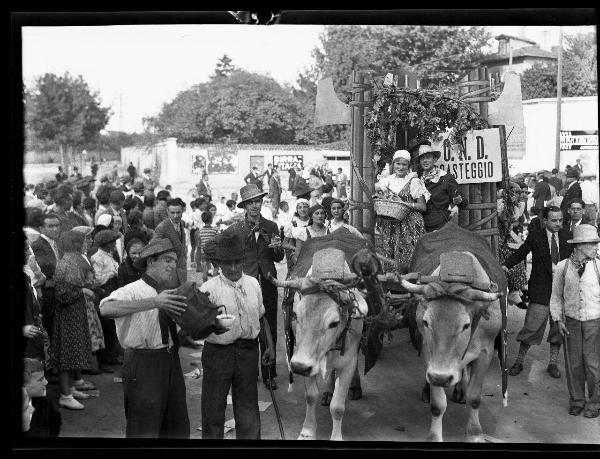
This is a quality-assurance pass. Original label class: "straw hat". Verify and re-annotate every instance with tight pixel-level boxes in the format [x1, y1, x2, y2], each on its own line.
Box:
[237, 184, 267, 209]
[567, 224, 600, 244]
[416, 144, 441, 161]
[133, 237, 177, 270]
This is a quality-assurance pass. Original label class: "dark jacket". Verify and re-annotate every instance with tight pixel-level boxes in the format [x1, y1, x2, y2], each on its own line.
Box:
[26, 397, 62, 438]
[563, 214, 592, 233]
[422, 171, 468, 232]
[560, 182, 583, 216]
[24, 275, 45, 361]
[222, 215, 285, 279]
[533, 181, 551, 209]
[504, 228, 572, 305]
[153, 201, 169, 228]
[117, 257, 143, 288]
[152, 218, 187, 283]
[31, 237, 58, 282]
[548, 176, 563, 194]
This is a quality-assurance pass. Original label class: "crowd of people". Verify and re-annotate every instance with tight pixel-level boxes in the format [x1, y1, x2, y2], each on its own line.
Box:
[20, 147, 599, 438]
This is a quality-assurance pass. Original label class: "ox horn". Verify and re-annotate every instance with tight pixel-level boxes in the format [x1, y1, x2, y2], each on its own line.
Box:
[465, 289, 502, 302]
[400, 277, 428, 295]
[266, 273, 306, 290]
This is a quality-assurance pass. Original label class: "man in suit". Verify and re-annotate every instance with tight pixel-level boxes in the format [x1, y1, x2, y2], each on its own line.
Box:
[244, 166, 265, 192]
[96, 190, 130, 234]
[152, 198, 188, 285]
[563, 198, 591, 233]
[560, 168, 583, 216]
[222, 184, 285, 390]
[31, 213, 61, 341]
[268, 167, 281, 215]
[532, 173, 551, 210]
[195, 174, 211, 199]
[503, 206, 573, 379]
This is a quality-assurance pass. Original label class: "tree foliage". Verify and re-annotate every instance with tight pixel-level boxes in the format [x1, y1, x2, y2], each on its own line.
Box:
[520, 32, 597, 100]
[147, 64, 304, 144]
[25, 72, 111, 166]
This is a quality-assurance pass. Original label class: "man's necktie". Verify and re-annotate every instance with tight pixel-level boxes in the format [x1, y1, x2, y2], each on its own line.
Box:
[551, 233, 559, 265]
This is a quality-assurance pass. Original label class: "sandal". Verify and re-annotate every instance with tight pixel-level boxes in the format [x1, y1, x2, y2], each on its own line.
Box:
[583, 407, 600, 418]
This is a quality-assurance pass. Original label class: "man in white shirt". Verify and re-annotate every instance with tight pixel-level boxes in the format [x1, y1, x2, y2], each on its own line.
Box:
[550, 224, 600, 418]
[199, 233, 275, 439]
[100, 238, 190, 438]
[579, 174, 598, 225]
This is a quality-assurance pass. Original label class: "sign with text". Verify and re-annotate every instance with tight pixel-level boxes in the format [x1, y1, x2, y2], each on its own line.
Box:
[273, 154, 303, 171]
[560, 130, 598, 151]
[430, 128, 502, 184]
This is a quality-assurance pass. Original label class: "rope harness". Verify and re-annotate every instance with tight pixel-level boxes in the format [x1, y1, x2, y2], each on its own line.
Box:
[299, 278, 363, 356]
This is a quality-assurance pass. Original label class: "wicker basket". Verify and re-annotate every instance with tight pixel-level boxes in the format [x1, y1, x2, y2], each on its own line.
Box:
[374, 198, 411, 221]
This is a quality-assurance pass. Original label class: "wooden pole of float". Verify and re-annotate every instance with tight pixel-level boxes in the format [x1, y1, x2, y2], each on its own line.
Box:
[350, 71, 365, 232]
[362, 83, 375, 243]
[555, 27, 564, 170]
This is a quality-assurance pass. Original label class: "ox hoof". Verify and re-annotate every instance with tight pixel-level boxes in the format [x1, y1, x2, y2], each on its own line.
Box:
[298, 431, 315, 440]
[421, 387, 430, 404]
[426, 433, 443, 442]
[321, 391, 333, 406]
[348, 386, 362, 400]
[451, 385, 466, 404]
[466, 434, 486, 443]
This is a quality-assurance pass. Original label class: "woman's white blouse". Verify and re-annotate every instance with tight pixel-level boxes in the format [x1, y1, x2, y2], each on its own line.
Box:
[377, 172, 430, 201]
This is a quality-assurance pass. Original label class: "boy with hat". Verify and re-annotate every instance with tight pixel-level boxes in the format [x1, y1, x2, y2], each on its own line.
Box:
[199, 233, 275, 439]
[99, 238, 190, 438]
[222, 184, 284, 390]
[550, 224, 600, 418]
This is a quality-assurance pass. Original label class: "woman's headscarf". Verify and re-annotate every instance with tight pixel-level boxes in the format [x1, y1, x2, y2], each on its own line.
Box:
[308, 204, 325, 225]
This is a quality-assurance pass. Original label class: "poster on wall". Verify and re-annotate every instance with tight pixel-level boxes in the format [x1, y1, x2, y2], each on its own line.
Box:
[560, 130, 598, 151]
[207, 145, 238, 174]
[430, 128, 502, 184]
[249, 155, 264, 172]
[273, 154, 303, 171]
[191, 154, 207, 175]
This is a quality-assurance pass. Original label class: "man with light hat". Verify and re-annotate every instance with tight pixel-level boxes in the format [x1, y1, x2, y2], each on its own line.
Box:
[100, 237, 190, 438]
[550, 224, 600, 418]
[198, 233, 275, 439]
[223, 183, 284, 389]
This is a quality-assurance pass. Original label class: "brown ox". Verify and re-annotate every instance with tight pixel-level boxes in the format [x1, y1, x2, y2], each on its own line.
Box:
[401, 252, 502, 442]
[270, 272, 368, 441]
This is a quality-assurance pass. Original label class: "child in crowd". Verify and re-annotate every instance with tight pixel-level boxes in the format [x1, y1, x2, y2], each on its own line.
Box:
[195, 211, 219, 283]
[23, 357, 61, 437]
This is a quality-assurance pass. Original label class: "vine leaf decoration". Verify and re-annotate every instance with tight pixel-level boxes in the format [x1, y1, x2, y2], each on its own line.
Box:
[365, 78, 489, 170]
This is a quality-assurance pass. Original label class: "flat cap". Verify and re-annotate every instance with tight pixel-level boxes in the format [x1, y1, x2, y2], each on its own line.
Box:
[93, 229, 121, 246]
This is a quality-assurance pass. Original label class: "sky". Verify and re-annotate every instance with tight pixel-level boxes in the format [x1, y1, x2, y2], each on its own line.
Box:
[22, 23, 595, 134]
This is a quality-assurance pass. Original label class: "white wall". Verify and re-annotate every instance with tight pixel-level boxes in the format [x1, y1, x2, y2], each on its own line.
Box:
[509, 96, 599, 176]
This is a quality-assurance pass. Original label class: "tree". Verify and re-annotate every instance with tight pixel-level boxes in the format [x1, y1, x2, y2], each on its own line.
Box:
[212, 54, 235, 79]
[520, 32, 597, 100]
[147, 66, 304, 144]
[25, 72, 111, 171]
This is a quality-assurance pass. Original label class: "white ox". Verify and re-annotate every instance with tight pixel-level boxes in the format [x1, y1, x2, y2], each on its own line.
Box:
[400, 252, 502, 442]
[270, 269, 368, 441]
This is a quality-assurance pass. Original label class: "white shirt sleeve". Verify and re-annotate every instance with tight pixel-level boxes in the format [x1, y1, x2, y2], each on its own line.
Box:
[409, 176, 430, 201]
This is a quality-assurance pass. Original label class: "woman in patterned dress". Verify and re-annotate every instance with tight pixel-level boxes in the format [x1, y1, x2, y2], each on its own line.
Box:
[51, 230, 96, 410]
[375, 150, 429, 272]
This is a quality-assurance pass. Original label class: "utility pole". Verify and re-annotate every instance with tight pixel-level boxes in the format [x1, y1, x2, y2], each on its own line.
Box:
[555, 27, 563, 170]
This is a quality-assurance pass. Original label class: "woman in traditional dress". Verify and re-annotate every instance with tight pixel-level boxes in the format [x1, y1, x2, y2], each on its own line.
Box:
[51, 230, 97, 410]
[290, 204, 331, 261]
[375, 150, 429, 271]
[416, 144, 468, 233]
[282, 198, 311, 270]
[328, 198, 363, 238]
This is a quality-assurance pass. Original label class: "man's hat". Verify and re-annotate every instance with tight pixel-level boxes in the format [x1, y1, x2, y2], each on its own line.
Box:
[213, 233, 244, 261]
[133, 237, 177, 270]
[132, 182, 145, 192]
[416, 144, 441, 160]
[566, 168, 580, 179]
[93, 229, 121, 246]
[293, 180, 312, 199]
[237, 184, 267, 209]
[567, 224, 600, 244]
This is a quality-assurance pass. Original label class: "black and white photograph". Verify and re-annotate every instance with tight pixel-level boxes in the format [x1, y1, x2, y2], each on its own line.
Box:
[11, 9, 599, 449]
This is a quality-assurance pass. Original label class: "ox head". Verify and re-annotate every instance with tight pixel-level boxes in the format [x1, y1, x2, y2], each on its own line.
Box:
[269, 274, 366, 378]
[401, 276, 500, 388]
